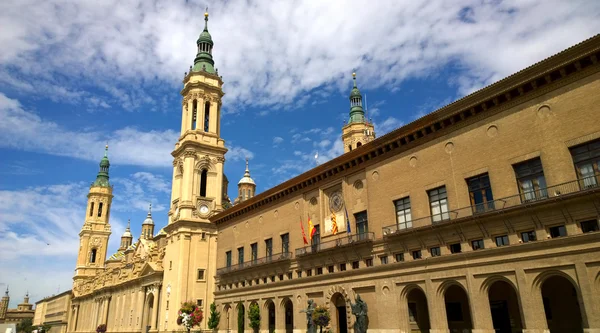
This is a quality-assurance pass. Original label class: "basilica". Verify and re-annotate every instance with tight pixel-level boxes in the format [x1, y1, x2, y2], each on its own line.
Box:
[33, 10, 600, 333]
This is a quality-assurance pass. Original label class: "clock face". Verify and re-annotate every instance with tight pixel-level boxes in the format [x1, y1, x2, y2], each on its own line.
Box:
[329, 191, 344, 212]
[199, 205, 209, 215]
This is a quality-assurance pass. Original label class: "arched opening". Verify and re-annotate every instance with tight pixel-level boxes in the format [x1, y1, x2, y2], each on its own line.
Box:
[488, 280, 523, 333]
[204, 101, 211, 132]
[348, 145, 352, 151]
[192, 99, 197, 130]
[331, 293, 348, 333]
[267, 301, 275, 333]
[223, 305, 231, 332]
[143, 294, 154, 332]
[90, 202, 94, 217]
[444, 284, 473, 331]
[200, 169, 208, 197]
[356, 142, 362, 148]
[90, 248, 97, 263]
[283, 299, 293, 333]
[98, 202, 103, 217]
[237, 303, 245, 333]
[541, 275, 583, 332]
[406, 287, 430, 333]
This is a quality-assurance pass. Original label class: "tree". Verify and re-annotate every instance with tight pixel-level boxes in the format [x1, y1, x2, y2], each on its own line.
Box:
[17, 318, 33, 333]
[207, 302, 221, 330]
[312, 306, 331, 333]
[248, 303, 261, 333]
[237, 303, 244, 333]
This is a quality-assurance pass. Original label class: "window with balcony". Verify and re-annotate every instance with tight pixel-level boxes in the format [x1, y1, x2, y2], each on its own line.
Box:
[395, 253, 404, 262]
[237, 247, 244, 265]
[449, 243, 462, 254]
[570, 138, 600, 189]
[250, 243, 258, 263]
[265, 238, 273, 259]
[471, 239, 484, 250]
[339, 263, 347, 271]
[297, 270, 302, 278]
[521, 230, 536, 243]
[281, 233, 289, 254]
[355, 211, 369, 240]
[311, 225, 321, 252]
[549, 225, 566, 238]
[394, 197, 412, 229]
[428, 186, 449, 222]
[467, 173, 494, 213]
[513, 158, 547, 202]
[430, 246, 441, 257]
[365, 258, 373, 267]
[495, 235, 509, 247]
[316, 267, 323, 275]
[412, 250, 422, 260]
[306, 269, 312, 277]
[328, 265, 334, 273]
[279, 274, 284, 281]
[225, 251, 232, 268]
[352, 261, 360, 269]
[581, 219, 599, 233]
[287, 272, 293, 280]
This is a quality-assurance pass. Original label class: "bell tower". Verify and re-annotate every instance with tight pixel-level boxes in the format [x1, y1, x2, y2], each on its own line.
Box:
[342, 72, 375, 152]
[169, 10, 227, 224]
[74, 145, 113, 287]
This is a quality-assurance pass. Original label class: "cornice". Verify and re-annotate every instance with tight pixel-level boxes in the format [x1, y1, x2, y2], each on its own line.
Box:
[211, 34, 600, 226]
[171, 139, 228, 157]
[180, 80, 225, 98]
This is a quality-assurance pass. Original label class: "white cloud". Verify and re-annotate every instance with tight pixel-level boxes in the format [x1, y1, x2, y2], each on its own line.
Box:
[272, 136, 284, 146]
[0, 1, 597, 111]
[226, 145, 254, 161]
[375, 117, 404, 136]
[0, 93, 178, 167]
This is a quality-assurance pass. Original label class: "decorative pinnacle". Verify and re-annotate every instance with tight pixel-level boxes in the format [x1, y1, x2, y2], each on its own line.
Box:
[148, 203, 152, 215]
[126, 218, 131, 230]
[104, 144, 108, 157]
[204, 7, 209, 29]
[352, 72, 357, 87]
[5, 285, 8, 296]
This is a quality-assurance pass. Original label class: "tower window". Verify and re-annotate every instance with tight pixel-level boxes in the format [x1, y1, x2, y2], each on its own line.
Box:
[192, 99, 198, 130]
[200, 169, 208, 197]
[90, 202, 94, 217]
[356, 142, 362, 147]
[98, 202, 103, 217]
[204, 101, 210, 132]
[90, 248, 97, 263]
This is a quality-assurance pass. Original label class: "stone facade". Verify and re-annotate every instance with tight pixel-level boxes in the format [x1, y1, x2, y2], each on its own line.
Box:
[211, 35, 600, 333]
[0, 290, 34, 325]
[34, 290, 72, 333]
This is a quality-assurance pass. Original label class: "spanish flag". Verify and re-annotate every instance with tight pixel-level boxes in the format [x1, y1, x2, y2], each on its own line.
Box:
[308, 214, 316, 240]
[300, 216, 308, 245]
[330, 208, 338, 235]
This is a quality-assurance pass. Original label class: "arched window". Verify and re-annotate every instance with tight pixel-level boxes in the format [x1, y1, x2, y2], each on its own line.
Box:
[204, 101, 210, 132]
[247, 189, 251, 199]
[200, 169, 208, 197]
[90, 202, 94, 217]
[98, 202, 103, 217]
[90, 248, 97, 263]
[356, 142, 362, 148]
[348, 145, 352, 151]
[192, 99, 198, 130]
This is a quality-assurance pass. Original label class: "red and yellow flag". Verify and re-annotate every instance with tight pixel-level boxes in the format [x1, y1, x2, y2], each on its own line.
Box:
[308, 214, 316, 240]
[330, 208, 338, 235]
[300, 216, 308, 245]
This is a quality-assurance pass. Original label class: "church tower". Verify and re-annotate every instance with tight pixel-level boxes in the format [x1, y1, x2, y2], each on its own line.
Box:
[0, 287, 8, 321]
[342, 73, 375, 152]
[141, 204, 154, 239]
[161, 10, 223, 331]
[119, 219, 133, 251]
[74, 146, 113, 287]
[234, 159, 256, 204]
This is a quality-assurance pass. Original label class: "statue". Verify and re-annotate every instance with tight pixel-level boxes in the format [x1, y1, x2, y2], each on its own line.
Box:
[300, 299, 317, 333]
[351, 294, 368, 333]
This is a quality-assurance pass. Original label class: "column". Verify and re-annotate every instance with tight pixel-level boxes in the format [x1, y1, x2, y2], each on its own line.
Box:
[150, 286, 161, 330]
[515, 269, 548, 333]
[575, 263, 600, 332]
[139, 288, 147, 330]
[209, 98, 218, 134]
[260, 300, 269, 333]
[274, 298, 285, 333]
[104, 297, 111, 327]
[215, 159, 224, 208]
[425, 279, 449, 333]
[467, 275, 494, 333]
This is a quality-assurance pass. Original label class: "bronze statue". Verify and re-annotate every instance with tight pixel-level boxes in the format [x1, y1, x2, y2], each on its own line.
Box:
[300, 299, 317, 333]
[351, 294, 368, 333]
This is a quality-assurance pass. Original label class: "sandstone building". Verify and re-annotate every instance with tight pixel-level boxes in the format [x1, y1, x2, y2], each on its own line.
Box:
[210, 35, 600, 333]
[33, 290, 72, 333]
[31, 10, 600, 333]
[0, 288, 35, 325]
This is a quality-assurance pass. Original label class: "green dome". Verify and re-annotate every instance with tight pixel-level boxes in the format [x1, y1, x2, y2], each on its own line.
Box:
[197, 29, 213, 45]
[350, 86, 361, 99]
[348, 72, 366, 124]
[92, 145, 111, 187]
[192, 11, 216, 74]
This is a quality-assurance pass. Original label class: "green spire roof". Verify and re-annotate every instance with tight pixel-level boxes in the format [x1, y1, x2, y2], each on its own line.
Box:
[192, 10, 216, 74]
[92, 145, 111, 187]
[348, 72, 366, 124]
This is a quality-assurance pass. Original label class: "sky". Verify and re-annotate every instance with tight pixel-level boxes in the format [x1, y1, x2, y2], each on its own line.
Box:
[0, 0, 599, 307]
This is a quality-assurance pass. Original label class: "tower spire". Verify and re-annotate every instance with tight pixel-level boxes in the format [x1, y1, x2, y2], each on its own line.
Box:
[193, 8, 216, 73]
[348, 72, 365, 124]
[92, 145, 111, 187]
[4, 286, 7, 296]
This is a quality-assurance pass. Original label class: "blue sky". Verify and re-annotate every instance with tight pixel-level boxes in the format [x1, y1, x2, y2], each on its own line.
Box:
[1, 0, 599, 307]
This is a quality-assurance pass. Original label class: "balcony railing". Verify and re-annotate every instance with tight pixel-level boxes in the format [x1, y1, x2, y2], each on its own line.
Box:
[295, 232, 375, 257]
[383, 177, 599, 237]
[216, 251, 292, 276]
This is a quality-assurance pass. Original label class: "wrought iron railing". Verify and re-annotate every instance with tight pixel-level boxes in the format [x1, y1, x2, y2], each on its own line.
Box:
[383, 177, 599, 237]
[295, 232, 374, 257]
[216, 251, 292, 275]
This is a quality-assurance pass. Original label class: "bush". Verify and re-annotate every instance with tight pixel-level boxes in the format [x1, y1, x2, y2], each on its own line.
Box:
[207, 302, 220, 330]
[248, 303, 261, 332]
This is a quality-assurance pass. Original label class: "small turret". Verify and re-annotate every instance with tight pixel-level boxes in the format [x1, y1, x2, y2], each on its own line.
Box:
[141, 204, 155, 239]
[0, 286, 9, 320]
[119, 219, 133, 250]
[92, 145, 111, 187]
[342, 72, 375, 153]
[234, 159, 256, 205]
[192, 9, 216, 73]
